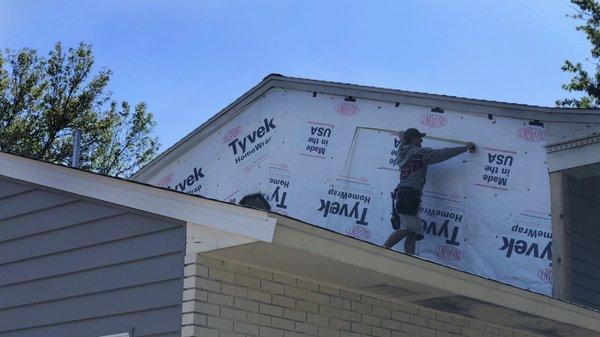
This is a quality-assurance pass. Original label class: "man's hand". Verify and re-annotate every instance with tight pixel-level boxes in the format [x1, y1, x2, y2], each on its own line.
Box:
[465, 142, 476, 153]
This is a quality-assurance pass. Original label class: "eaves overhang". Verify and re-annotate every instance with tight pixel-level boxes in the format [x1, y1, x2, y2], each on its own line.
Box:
[132, 74, 600, 182]
[0, 151, 277, 244]
[208, 213, 600, 337]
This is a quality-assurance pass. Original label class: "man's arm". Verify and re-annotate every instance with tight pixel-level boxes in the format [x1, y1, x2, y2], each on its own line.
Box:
[418, 146, 468, 164]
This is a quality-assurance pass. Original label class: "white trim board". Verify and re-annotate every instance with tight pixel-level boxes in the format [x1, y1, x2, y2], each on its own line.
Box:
[0, 152, 277, 243]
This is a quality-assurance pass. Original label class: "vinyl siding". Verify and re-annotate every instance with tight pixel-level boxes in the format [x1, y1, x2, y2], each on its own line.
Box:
[568, 176, 600, 310]
[0, 176, 186, 337]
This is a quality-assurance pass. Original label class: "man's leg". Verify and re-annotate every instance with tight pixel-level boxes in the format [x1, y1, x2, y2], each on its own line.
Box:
[404, 232, 416, 255]
[383, 229, 407, 248]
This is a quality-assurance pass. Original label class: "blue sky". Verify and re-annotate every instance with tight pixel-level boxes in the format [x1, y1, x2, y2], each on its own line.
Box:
[0, 1, 591, 150]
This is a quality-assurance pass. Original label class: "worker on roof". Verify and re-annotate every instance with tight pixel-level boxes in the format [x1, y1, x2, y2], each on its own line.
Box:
[383, 128, 475, 255]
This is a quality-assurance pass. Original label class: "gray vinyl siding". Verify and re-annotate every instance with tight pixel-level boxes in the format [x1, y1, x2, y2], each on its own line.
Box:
[0, 176, 186, 337]
[568, 176, 600, 309]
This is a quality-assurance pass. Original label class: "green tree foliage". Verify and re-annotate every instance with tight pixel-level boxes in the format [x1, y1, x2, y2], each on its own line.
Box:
[558, 0, 600, 108]
[0, 42, 159, 177]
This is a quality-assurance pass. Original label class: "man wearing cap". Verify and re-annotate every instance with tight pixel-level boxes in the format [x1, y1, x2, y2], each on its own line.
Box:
[383, 128, 475, 254]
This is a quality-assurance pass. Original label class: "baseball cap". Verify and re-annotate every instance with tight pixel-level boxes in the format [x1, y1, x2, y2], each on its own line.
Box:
[403, 128, 426, 142]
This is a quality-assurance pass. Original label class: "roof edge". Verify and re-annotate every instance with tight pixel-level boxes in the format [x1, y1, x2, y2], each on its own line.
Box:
[270, 213, 600, 333]
[133, 74, 600, 181]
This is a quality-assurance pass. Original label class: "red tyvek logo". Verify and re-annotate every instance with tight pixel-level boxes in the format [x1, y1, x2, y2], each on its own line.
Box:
[335, 102, 359, 116]
[420, 114, 447, 128]
[518, 127, 545, 142]
[346, 225, 371, 240]
[435, 245, 464, 261]
[537, 268, 552, 283]
[157, 173, 174, 188]
[222, 125, 243, 144]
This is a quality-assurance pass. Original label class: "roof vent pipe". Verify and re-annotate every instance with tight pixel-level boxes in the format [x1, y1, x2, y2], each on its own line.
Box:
[71, 128, 82, 168]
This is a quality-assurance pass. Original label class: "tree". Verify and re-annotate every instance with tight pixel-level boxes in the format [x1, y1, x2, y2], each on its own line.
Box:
[558, 0, 600, 108]
[0, 42, 159, 177]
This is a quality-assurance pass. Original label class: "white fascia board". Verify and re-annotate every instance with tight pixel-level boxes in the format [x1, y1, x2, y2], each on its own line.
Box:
[186, 222, 258, 254]
[0, 152, 276, 242]
[547, 141, 600, 172]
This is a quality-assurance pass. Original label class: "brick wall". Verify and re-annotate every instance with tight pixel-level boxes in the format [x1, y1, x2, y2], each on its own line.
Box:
[181, 254, 543, 337]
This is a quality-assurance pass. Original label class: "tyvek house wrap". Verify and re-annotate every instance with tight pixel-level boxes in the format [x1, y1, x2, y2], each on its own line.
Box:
[148, 88, 552, 295]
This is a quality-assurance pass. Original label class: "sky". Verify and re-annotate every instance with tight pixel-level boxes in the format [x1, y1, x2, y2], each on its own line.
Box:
[0, 0, 592, 150]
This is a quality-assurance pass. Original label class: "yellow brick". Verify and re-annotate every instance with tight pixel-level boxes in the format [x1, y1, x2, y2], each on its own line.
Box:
[181, 312, 207, 326]
[318, 326, 340, 337]
[330, 296, 351, 309]
[284, 308, 307, 322]
[260, 327, 283, 337]
[428, 318, 444, 330]
[260, 303, 284, 317]
[319, 305, 341, 319]
[351, 301, 371, 314]
[272, 317, 295, 330]
[262, 280, 285, 294]
[196, 277, 221, 292]
[382, 318, 399, 330]
[219, 332, 245, 337]
[340, 290, 361, 301]
[221, 307, 247, 322]
[273, 294, 295, 308]
[307, 291, 330, 305]
[372, 326, 391, 337]
[418, 326, 436, 337]
[248, 289, 272, 303]
[350, 322, 371, 334]
[341, 310, 361, 323]
[341, 331, 361, 337]
[222, 283, 248, 298]
[400, 303, 418, 314]
[296, 322, 318, 335]
[236, 274, 261, 289]
[209, 268, 235, 284]
[308, 313, 329, 327]
[207, 292, 234, 306]
[410, 314, 428, 327]
[234, 321, 260, 335]
[182, 326, 218, 337]
[235, 298, 259, 312]
[274, 273, 297, 285]
[400, 322, 418, 335]
[391, 331, 409, 337]
[296, 300, 319, 313]
[285, 285, 307, 299]
[372, 306, 392, 319]
[207, 316, 233, 331]
[329, 318, 351, 330]
[296, 279, 319, 291]
[361, 295, 381, 305]
[247, 312, 271, 326]
[363, 314, 381, 327]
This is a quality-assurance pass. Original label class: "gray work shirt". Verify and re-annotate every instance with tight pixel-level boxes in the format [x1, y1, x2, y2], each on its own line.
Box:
[396, 143, 467, 194]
